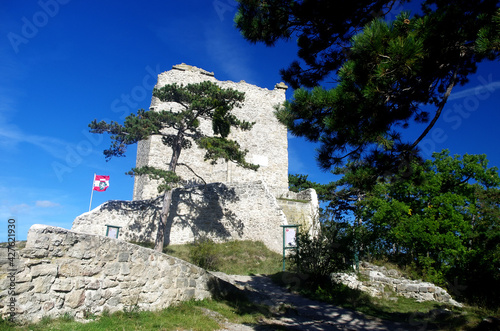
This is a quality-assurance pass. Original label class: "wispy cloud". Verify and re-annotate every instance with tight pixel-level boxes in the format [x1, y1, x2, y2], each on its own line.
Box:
[0, 181, 74, 240]
[0, 123, 72, 160]
[203, 25, 256, 83]
[36, 200, 60, 208]
[9, 203, 31, 215]
[449, 80, 500, 101]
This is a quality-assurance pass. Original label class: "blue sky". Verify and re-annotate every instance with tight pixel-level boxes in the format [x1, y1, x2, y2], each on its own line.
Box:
[1, 1, 499, 241]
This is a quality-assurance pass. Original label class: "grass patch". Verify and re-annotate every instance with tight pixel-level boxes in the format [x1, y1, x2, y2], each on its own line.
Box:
[165, 239, 283, 275]
[7, 298, 271, 331]
[129, 239, 283, 275]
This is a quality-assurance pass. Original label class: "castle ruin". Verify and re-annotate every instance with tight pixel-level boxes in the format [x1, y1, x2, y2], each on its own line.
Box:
[133, 63, 290, 199]
[72, 64, 319, 253]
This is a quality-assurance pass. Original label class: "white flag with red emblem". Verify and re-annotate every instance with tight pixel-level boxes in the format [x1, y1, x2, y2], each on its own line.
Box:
[93, 175, 110, 192]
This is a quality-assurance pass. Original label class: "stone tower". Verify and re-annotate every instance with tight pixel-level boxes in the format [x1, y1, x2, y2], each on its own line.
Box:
[72, 64, 319, 252]
[132, 64, 290, 200]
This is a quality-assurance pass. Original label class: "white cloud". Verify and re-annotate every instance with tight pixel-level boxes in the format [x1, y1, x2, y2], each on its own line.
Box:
[449, 80, 500, 101]
[36, 200, 60, 208]
[9, 203, 31, 215]
[0, 123, 73, 160]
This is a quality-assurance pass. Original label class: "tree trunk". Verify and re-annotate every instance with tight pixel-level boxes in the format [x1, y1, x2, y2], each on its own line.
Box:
[154, 132, 183, 252]
[154, 188, 173, 252]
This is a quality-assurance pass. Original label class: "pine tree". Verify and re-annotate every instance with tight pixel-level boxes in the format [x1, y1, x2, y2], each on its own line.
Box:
[90, 81, 258, 251]
[237, 0, 500, 178]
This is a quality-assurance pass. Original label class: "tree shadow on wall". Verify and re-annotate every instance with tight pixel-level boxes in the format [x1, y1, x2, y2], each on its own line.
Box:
[164, 183, 244, 246]
[100, 198, 162, 243]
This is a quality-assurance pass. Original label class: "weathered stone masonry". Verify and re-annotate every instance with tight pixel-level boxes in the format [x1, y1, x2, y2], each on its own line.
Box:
[133, 63, 290, 200]
[73, 181, 289, 253]
[331, 262, 462, 307]
[0, 225, 237, 323]
[73, 64, 319, 252]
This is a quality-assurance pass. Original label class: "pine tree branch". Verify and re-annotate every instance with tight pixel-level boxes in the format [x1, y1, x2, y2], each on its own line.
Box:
[410, 67, 459, 150]
[177, 163, 207, 186]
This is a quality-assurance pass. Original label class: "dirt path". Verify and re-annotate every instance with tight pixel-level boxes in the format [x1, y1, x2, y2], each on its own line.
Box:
[212, 273, 418, 330]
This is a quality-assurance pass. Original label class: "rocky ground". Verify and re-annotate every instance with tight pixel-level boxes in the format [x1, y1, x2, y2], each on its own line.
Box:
[209, 272, 419, 330]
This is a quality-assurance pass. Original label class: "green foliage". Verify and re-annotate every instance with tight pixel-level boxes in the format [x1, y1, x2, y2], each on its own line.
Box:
[0, 316, 15, 330]
[90, 81, 259, 251]
[273, 271, 498, 330]
[90, 80, 257, 195]
[290, 151, 500, 308]
[476, 9, 500, 58]
[126, 166, 181, 193]
[188, 237, 221, 271]
[240, 1, 500, 171]
[288, 174, 313, 193]
[359, 150, 500, 306]
[290, 219, 356, 279]
[235, 0, 405, 88]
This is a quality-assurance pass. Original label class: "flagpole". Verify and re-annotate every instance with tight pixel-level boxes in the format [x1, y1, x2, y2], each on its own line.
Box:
[89, 173, 95, 212]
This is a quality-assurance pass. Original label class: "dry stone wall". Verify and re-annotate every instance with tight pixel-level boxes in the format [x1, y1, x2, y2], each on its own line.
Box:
[133, 64, 289, 200]
[331, 262, 462, 307]
[73, 181, 289, 253]
[0, 225, 236, 323]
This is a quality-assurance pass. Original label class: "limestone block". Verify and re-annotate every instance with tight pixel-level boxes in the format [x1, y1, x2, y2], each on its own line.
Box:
[419, 286, 432, 293]
[65, 290, 85, 309]
[120, 264, 130, 275]
[118, 252, 130, 262]
[181, 288, 196, 301]
[42, 301, 55, 312]
[104, 263, 121, 276]
[30, 264, 58, 277]
[405, 284, 419, 292]
[59, 263, 101, 277]
[419, 293, 435, 301]
[86, 280, 101, 290]
[102, 279, 119, 289]
[32, 275, 56, 293]
[21, 248, 48, 258]
[139, 291, 161, 304]
[121, 295, 140, 306]
[16, 270, 31, 283]
[52, 279, 73, 292]
[106, 296, 120, 307]
[15, 282, 34, 294]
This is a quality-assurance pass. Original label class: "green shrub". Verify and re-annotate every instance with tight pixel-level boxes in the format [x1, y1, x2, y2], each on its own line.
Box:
[290, 220, 355, 280]
[188, 237, 220, 271]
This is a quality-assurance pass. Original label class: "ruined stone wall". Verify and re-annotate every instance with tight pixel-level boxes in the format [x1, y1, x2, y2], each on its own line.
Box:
[331, 262, 462, 307]
[0, 225, 236, 323]
[73, 181, 289, 253]
[133, 64, 289, 200]
[276, 189, 320, 238]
